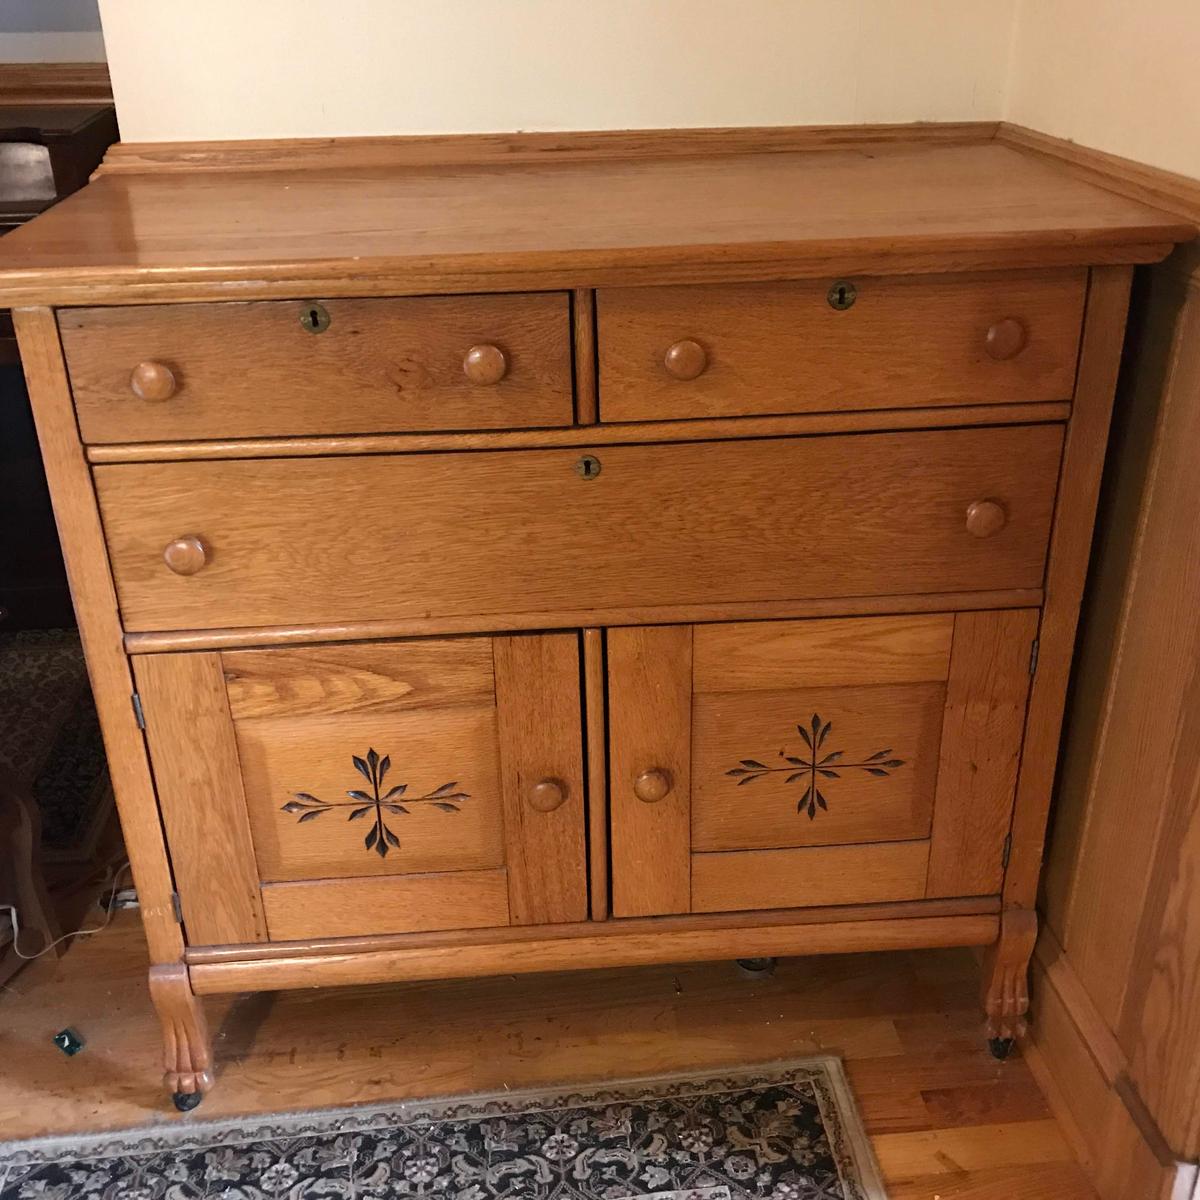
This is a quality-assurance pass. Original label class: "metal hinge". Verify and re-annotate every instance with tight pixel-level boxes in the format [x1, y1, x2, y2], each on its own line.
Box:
[1029, 637, 1040, 676]
[171, 893, 183, 923]
[1001, 833, 1013, 870]
[131, 691, 146, 730]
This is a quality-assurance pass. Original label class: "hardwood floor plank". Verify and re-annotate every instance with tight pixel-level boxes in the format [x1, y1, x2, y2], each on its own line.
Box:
[0, 913, 1096, 1200]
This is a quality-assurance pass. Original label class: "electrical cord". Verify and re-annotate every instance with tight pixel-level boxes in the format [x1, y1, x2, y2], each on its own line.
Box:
[1, 859, 131, 960]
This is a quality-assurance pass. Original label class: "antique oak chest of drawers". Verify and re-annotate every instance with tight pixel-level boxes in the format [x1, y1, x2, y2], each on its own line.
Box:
[1, 131, 1192, 1108]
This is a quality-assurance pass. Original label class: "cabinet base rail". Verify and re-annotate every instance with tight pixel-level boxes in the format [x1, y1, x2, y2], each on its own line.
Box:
[185, 908, 1001, 995]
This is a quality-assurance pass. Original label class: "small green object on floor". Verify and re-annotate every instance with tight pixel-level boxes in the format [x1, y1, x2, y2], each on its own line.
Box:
[52, 1028, 85, 1056]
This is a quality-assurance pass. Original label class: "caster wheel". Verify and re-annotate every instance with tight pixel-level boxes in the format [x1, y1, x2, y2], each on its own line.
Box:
[735, 957, 776, 979]
[988, 1037, 1015, 1061]
[172, 1091, 204, 1112]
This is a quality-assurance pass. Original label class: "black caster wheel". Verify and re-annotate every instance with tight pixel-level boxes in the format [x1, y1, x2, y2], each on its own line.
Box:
[172, 1091, 204, 1113]
[988, 1037, 1015, 1061]
[735, 957, 776, 979]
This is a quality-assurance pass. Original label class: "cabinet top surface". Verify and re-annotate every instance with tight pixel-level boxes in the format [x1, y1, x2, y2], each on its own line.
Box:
[0, 140, 1193, 304]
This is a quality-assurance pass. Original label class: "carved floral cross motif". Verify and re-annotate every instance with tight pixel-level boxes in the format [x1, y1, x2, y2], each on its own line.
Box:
[726, 713, 905, 819]
[281, 747, 468, 857]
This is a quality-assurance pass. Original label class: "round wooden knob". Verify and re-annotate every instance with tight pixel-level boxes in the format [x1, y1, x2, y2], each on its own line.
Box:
[462, 344, 508, 386]
[528, 778, 568, 813]
[663, 339, 708, 381]
[163, 535, 208, 576]
[965, 500, 1008, 539]
[985, 318, 1028, 361]
[130, 361, 177, 402]
[633, 768, 672, 804]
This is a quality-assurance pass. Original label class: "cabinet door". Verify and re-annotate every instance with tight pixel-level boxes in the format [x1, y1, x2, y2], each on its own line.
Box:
[608, 612, 1036, 918]
[134, 633, 588, 945]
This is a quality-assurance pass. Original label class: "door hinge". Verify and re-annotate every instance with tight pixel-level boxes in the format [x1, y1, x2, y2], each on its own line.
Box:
[171, 892, 183, 923]
[1001, 833, 1013, 870]
[131, 691, 146, 730]
[1028, 637, 1040, 676]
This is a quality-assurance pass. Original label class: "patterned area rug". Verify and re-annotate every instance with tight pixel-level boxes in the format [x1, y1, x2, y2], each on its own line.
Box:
[0, 1060, 886, 1199]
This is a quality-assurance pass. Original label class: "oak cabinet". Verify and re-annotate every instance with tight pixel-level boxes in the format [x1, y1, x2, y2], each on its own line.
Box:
[5, 131, 1190, 1109]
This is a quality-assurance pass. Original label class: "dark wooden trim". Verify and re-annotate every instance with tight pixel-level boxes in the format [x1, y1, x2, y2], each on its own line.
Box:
[0, 62, 113, 105]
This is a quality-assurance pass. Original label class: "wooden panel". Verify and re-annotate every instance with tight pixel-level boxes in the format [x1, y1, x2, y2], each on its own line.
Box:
[608, 626, 692, 917]
[597, 272, 1086, 421]
[925, 609, 1038, 897]
[94, 425, 1063, 633]
[691, 841, 931, 912]
[582, 629, 610, 920]
[124, 590, 1045, 655]
[1, 143, 1189, 307]
[692, 684, 944, 851]
[1004, 267, 1134, 912]
[11, 308, 183, 964]
[235, 704, 505, 883]
[1028, 941, 1193, 1200]
[1047, 250, 1200, 1159]
[493, 633, 589, 925]
[84, 401, 1075, 464]
[261, 869, 511, 940]
[693, 614, 953, 692]
[193, 909, 997, 991]
[222, 638, 496, 720]
[189, 897, 999, 961]
[60, 293, 573, 442]
[132, 652, 267, 945]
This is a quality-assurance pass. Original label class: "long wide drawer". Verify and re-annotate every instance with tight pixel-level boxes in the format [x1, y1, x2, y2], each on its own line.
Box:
[60, 292, 574, 442]
[95, 424, 1063, 632]
[597, 271, 1087, 422]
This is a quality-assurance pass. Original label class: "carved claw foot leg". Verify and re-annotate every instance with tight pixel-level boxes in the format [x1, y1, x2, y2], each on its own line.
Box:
[981, 907, 1038, 1060]
[148, 964, 213, 1111]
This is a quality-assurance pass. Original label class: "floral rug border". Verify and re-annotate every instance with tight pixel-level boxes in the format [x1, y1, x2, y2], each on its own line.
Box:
[0, 1056, 886, 1199]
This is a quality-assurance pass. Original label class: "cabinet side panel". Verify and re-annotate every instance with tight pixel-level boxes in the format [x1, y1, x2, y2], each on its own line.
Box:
[12, 307, 183, 962]
[608, 625, 692, 916]
[133, 652, 267, 945]
[1004, 265, 1134, 911]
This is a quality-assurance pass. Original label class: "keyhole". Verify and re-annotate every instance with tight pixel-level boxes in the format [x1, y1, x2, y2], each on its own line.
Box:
[300, 302, 331, 333]
[574, 455, 602, 480]
[827, 280, 857, 311]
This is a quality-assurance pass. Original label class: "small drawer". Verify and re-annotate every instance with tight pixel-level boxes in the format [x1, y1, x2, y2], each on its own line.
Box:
[59, 292, 574, 442]
[95, 423, 1062, 634]
[596, 271, 1086, 423]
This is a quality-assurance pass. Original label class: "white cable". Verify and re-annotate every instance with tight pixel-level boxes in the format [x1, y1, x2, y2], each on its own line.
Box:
[1, 859, 130, 960]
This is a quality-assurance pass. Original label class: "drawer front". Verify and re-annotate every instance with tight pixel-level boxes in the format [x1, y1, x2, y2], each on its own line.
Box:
[608, 612, 1037, 918]
[597, 271, 1086, 423]
[133, 633, 588, 945]
[96, 424, 1063, 633]
[60, 293, 573, 442]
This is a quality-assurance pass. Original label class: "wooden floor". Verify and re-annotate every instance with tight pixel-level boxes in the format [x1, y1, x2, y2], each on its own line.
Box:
[0, 910, 1097, 1199]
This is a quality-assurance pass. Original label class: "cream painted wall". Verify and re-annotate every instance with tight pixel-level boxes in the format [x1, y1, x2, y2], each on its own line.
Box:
[90, 0, 1200, 184]
[96, 0, 1015, 142]
[1006, 0, 1200, 181]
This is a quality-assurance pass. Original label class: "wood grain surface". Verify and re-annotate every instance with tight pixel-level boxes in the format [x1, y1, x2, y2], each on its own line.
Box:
[598, 272, 1085, 421]
[0, 142, 1188, 305]
[61, 293, 573, 442]
[94, 425, 1063, 633]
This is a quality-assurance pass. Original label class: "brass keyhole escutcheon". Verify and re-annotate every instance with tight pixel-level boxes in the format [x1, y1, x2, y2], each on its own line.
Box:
[300, 302, 331, 333]
[827, 280, 857, 311]
[574, 455, 602, 481]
